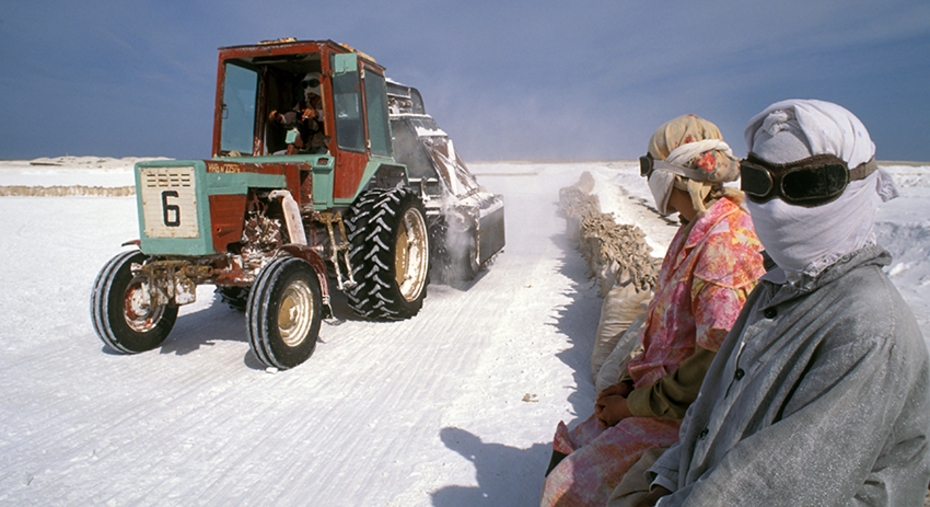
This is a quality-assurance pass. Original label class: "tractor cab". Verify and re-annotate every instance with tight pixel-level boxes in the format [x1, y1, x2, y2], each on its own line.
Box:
[213, 39, 399, 208]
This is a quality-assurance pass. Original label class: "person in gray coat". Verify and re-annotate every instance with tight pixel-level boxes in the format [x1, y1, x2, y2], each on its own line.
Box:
[633, 99, 930, 507]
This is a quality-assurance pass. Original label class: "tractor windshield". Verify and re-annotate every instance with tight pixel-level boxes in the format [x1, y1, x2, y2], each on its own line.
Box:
[220, 63, 258, 155]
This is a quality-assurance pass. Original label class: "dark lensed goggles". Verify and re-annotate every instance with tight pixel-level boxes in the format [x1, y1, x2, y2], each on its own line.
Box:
[301, 78, 321, 89]
[639, 153, 655, 178]
[739, 153, 877, 207]
[639, 152, 700, 180]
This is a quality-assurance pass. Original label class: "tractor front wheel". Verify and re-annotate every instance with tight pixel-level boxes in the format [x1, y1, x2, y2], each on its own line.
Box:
[90, 250, 178, 354]
[246, 257, 323, 370]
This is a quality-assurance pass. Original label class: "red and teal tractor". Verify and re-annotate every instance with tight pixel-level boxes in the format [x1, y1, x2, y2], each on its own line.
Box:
[90, 39, 505, 370]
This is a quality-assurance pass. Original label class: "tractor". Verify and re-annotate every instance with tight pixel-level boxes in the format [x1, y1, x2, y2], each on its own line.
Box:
[90, 39, 505, 370]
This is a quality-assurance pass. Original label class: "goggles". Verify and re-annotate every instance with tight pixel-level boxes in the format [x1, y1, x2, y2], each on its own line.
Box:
[639, 153, 656, 178]
[639, 153, 702, 181]
[301, 78, 321, 89]
[739, 153, 877, 207]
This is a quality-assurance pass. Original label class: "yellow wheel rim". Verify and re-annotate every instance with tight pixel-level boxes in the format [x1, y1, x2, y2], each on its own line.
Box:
[394, 207, 428, 302]
[278, 279, 315, 347]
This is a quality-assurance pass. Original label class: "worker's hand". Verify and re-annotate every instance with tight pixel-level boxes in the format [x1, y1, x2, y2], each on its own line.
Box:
[268, 109, 279, 121]
[634, 486, 671, 507]
[597, 381, 633, 400]
[301, 107, 315, 120]
[595, 394, 632, 428]
[597, 382, 633, 398]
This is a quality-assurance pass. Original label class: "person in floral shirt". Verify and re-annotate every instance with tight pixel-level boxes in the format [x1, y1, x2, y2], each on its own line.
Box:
[541, 115, 766, 507]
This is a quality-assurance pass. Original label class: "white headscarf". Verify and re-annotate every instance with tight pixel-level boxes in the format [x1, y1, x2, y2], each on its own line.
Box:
[302, 72, 322, 101]
[645, 115, 741, 216]
[648, 139, 734, 215]
[743, 99, 898, 277]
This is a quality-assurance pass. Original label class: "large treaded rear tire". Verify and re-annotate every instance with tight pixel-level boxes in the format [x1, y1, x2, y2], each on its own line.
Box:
[90, 250, 178, 353]
[246, 257, 323, 370]
[344, 187, 429, 321]
[215, 286, 250, 312]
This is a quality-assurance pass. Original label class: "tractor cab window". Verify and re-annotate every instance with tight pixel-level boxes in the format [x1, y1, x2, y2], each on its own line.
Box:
[332, 54, 365, 153]
[364, 71, 392, 158]
[220, 64, 258, 156]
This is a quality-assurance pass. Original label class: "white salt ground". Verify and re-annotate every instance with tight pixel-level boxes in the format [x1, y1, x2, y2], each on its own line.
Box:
[0, 158, 926, 506]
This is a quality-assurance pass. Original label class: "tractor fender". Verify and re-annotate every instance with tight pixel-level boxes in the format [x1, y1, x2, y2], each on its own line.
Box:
[269, 189, 307, 245]
[277, 244, 333, 319]
[357, 162, 408, 196]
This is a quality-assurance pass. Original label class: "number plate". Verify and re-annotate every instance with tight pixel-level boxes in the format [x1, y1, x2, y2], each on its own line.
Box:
[140, 167, 199, 239]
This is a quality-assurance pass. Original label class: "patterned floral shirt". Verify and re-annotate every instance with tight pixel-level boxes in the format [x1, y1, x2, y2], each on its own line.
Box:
[627, 196, 766, 390]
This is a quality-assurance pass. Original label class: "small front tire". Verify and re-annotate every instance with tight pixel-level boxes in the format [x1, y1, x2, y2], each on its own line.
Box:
[90, 250, 178, 354]
[246, 257, 323, 370]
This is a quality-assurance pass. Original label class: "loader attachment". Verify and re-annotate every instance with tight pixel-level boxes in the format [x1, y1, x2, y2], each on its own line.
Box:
[386, 80, 505, 278]
[476, 195, 505, 267]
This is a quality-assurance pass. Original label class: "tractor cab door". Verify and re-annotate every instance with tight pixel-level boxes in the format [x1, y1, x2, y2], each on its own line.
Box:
[363, 70, 392, 160]
[331, 53, 369, 200]
[330, 53, 395, 202]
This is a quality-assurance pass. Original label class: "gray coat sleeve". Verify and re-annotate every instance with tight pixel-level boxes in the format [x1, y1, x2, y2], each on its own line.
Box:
[658, 325, 930, 507]
[648, 440, 681, 494]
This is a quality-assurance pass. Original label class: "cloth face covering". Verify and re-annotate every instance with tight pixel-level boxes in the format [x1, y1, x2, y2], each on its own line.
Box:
[302, 72, 321, 101]
[743, 99, 898, 276]
[648, 170, 679, 216]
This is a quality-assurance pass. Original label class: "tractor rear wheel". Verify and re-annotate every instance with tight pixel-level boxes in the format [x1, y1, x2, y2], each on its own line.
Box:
[216, 286, 250, 312]
[246, 257, 322, 370]
[90, 250, 178, 353]
[345, 187, 429, 320]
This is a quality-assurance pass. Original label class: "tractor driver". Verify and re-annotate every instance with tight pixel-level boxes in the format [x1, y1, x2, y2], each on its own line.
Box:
[268, 72, 327, 155]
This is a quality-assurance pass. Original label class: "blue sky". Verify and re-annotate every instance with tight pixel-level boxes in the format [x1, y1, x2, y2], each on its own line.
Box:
[1, 0, 929, 162]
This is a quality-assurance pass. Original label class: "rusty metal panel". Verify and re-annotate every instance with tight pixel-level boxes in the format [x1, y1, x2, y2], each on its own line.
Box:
[209, 194, 248, 251]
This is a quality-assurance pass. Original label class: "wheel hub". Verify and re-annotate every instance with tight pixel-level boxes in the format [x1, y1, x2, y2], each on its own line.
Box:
[123, 281, 164, 333]
[278, 280, 315, 347]
[395, 207, 429, 302]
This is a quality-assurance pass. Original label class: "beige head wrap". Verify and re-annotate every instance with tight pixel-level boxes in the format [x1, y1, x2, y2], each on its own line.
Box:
[646, 114, 741, 215]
